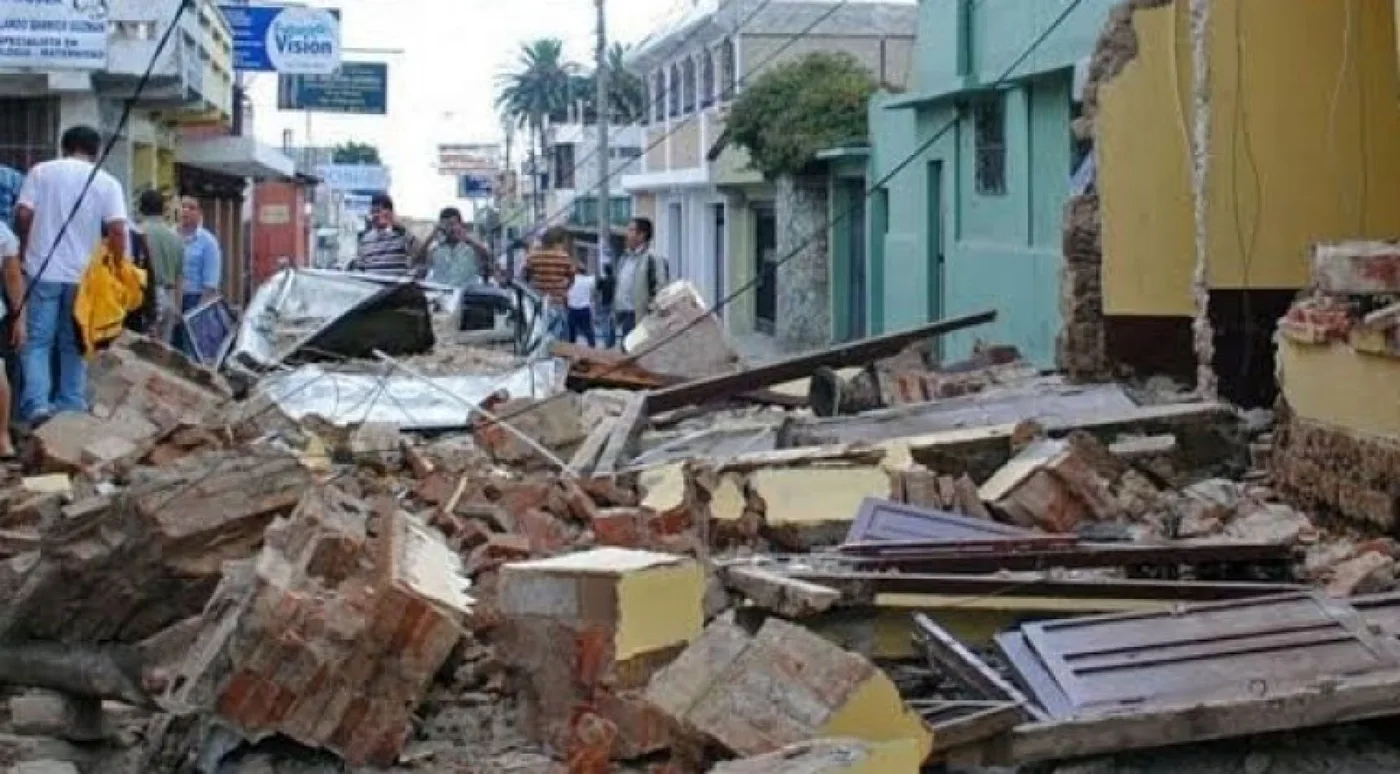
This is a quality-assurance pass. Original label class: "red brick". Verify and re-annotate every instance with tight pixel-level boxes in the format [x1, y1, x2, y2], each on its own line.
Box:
[517, 508, 572, 554]
[592, 509, 645, 548]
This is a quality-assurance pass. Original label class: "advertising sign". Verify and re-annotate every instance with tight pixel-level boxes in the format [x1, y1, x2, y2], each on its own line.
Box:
[317, 163, 389, 192]
[0, 0, 109, 70]
[437, 143, 500, 176]
[278, 61, 387, 114]
[221, 3, 341, 74]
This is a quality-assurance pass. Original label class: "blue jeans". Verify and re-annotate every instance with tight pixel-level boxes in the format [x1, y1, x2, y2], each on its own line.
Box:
[567, 307, 595, 347]
[615, 311, 638, 343]
[597, 305, 615, 349]
[547, 306, 569, 340]
[20, 281, 85, 421]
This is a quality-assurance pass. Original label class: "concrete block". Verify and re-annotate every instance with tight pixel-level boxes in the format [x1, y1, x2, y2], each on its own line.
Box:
[9, 762, 81, 774]
[709, 738, 924, 774]
[646, 614, 933, 760]
[1313, 241, 1400, 294]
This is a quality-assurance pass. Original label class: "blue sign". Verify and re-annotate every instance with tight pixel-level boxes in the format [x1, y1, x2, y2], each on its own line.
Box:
[277, 61, 388, 115]
[221, 4, 342, 74]
[457, 174, 493, 199]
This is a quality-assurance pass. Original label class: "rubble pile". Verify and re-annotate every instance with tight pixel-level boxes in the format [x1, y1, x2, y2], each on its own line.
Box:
[0, 276, 1398, 773]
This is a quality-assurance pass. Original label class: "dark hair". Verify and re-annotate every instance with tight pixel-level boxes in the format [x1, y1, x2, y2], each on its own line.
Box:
[439, 207, 463, 222]
[137, 189, 165, 217]
[541, 225, 571, 249]
[630, 217, 654, 244]
[60, 125, 102, 158]
[371, 193, 394, 212]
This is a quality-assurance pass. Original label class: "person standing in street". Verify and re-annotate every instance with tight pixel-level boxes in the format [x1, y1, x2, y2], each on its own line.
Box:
[0, 218, 19, 456]
[566, 260, 597, 347]
[6, 125, 128, 425]
[614, 217, 670, 340]
[173, 196, 221, 357]
[0, 164, 23, 230]
[523, 226, 576, 339]
[596, 261, 617, 348]
[350, 193, 418, 276]
[421, 207, 492, 286]
[136, 190, 184, 342]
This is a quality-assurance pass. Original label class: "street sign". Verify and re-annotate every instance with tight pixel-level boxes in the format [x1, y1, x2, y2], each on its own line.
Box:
[318, 163, 389, 192]
[221, 3, 342, 74]
[437, 143, 500, 176]
[0, 0, 109, 71]
[456, 174, 494, 199]
[278, 61, 388, 114]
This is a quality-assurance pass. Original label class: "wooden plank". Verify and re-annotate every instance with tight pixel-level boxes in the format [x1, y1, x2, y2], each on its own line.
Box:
[568, 416, 616, 476]
[594, 392, 649, 476]
[913, 613, 1033, 707]
[645, 311, 998, 415]
[1002, 667, 1400, 764]
[918, 702, 1024, 754]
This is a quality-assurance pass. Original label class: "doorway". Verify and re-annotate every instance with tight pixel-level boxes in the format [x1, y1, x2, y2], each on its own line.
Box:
[754, 203, 777, 334]
[710, 203, 726, 313]
[844, 180, 868, 340]
[666, 201, 684, 279]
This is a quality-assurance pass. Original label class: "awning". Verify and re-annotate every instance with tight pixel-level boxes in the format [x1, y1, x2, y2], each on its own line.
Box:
[178, 136, 296, 180]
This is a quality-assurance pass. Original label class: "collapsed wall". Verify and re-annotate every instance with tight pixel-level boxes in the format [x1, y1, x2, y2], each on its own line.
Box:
[1059, 0, 1174, 382]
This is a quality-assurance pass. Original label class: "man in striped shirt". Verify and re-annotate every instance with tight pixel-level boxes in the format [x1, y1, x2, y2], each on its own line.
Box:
[524, 226, 577, 338]
[350, 193, 419, 276]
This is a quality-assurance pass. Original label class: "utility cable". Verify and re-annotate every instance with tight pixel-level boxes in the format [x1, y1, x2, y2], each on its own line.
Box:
[12, 0, 193, 319]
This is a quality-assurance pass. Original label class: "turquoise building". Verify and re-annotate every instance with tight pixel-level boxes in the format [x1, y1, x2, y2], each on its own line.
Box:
[835, 0, 1120, 366]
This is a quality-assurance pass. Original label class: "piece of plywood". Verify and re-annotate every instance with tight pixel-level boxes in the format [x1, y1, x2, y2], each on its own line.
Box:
[841, 498, 1036, 547]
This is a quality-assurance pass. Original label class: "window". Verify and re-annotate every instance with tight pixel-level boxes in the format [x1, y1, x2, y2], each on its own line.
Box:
[640, 80, 651, 126]
[720, 39, 736, 100]
[682, 57, 696, 114]
[0, 97, 59, 172]
[701, 50, 715, 107]
[653, 72, 666, 123]
[669, 63, 682, 118]
[973, 94, 1006, 196]
[553, 143, 575, 190]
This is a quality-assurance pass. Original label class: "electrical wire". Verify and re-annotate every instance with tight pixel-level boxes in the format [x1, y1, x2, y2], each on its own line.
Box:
[12, 0, 193, 318]
[1229, 0, 1263, 388]
[150, 0, 1090, 503]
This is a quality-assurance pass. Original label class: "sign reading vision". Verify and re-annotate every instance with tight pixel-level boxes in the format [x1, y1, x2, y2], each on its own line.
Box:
[221, 3, 341, 75]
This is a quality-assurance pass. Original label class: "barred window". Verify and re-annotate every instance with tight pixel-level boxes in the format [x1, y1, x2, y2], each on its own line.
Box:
[973, 94, 1006, 196]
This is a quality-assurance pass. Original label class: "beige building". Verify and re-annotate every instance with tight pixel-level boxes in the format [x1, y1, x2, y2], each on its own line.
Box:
[622, 0, 915, 337]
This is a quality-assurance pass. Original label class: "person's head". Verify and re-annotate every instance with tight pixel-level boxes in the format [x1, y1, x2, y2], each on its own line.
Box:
[137, 189, 166, 219]
[603, 262, 614, 278]
[370, 193, 395, 229]
[626, 217, 653, 252]
[178, 196, 202, 231]
[60, 125, 102, 160]
[439, 206, 465, 240]
[540, 225, 571, 252]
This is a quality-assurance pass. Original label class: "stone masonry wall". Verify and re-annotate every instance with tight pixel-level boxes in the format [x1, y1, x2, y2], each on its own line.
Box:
[1059, 0, 1176, 381]
[776, 174, 832, 352]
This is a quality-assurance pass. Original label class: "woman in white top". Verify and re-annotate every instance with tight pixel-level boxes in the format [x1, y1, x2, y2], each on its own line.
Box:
[565, 261, 598, 347]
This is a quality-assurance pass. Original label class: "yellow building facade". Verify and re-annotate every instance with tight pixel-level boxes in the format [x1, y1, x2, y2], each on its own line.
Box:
[1096, 0, 1400, 317]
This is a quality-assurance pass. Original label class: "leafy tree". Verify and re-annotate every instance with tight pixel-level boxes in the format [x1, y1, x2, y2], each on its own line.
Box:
[331, 141, 381, 165]
[726, 52, 878, 179]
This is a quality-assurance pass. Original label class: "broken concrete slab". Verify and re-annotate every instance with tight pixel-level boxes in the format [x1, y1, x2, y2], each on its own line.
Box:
[478, 394, 587, 468]
[707, 737, 924, 773]
[625, 282, 743, 380]
[720, 565, 840, 619]
[1312, 241, 1400, 295]
[162, 486, 471, 767]
[980, 438, 1119, 533]
[646, 613, 933, 761]
[497, 548, 707, 760]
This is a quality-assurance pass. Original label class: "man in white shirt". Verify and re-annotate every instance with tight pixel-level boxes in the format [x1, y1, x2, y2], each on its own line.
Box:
[5, 125, 128, 424]
[566, 261, 597, 347]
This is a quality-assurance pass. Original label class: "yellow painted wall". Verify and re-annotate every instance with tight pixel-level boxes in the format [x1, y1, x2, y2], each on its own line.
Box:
[132, 143, 157, 193]
[1278, 337, 1400, 438]
[1100, 0, 1400, 317]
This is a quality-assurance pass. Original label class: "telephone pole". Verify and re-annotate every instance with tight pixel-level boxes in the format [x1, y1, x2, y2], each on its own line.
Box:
[594, 0, 610, 272]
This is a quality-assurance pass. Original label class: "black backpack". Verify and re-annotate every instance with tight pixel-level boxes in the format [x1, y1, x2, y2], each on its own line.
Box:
[123, 230, 159, 334]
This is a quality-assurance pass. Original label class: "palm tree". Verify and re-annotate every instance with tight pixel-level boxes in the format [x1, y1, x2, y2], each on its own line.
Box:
[495, 38, 579, 219]
[572, 43, 648, 125]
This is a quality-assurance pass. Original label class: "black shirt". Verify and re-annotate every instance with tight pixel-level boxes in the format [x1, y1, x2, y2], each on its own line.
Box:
[597, 274, 617, 307]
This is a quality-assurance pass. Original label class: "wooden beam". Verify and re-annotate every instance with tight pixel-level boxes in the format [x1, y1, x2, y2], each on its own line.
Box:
[645, 311, 998, 415]
[569, 416, 616, 477]
[913, 613, 1034, 708]
[594, 392, 649, 476]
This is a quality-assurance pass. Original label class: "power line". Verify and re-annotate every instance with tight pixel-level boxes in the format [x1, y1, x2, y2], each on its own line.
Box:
[13, 0, 193, 318]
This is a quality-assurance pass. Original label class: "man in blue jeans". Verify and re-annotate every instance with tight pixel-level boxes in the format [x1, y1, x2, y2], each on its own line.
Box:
[172, 195, 221, 358]
[6, 126, 128, 425]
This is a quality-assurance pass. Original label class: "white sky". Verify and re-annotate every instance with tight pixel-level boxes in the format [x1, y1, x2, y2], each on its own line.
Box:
[247, 0, 696, 218]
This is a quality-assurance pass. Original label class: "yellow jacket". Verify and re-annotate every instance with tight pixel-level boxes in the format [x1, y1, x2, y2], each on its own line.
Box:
[73, 245, 146, 358]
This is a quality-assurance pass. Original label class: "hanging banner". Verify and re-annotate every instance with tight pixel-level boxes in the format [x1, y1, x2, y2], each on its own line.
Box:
[278, 61, 388, 114]
[437, 144, 501, 176]
[456, 174, 494, 199]
[0, 0, 109, 71]
[221, 3, 342, 74]
[318, 163, 389, 192]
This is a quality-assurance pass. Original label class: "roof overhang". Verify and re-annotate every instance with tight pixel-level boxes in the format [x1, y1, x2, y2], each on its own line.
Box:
[178, 136, 296, 180]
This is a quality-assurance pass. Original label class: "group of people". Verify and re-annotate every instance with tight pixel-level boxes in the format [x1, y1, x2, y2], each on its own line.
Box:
[0, 125, 223, 453]
[348, 193, 671, 352]
[521, 217, 670, 349]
